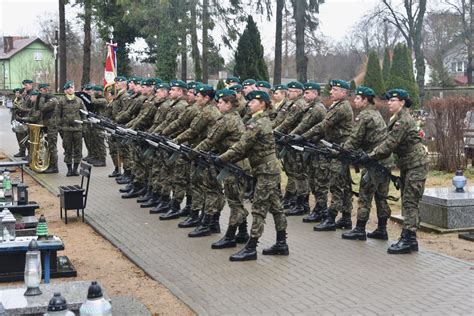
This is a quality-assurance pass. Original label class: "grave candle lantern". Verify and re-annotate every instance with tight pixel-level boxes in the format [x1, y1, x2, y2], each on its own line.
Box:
[24, 239, 42, 296]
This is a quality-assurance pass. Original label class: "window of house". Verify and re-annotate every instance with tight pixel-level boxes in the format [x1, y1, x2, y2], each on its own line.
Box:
[457, 61, 464, 72]
[34, 52, 43, 61]
[451, 62, 457, 72]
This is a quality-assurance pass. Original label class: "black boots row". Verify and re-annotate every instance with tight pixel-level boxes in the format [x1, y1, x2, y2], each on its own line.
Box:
[229, 230, 289, 261]
[66, 163, 80, 177]
[285, 194, 310, 216]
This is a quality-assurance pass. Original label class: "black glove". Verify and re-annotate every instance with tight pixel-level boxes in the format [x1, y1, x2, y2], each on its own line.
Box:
[356, 151, 370, 164]
[275, 136, 287, 145]
[290, 134, 305, 144]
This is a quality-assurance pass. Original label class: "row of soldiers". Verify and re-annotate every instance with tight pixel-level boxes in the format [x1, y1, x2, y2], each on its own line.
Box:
[98, 75, 427, 261]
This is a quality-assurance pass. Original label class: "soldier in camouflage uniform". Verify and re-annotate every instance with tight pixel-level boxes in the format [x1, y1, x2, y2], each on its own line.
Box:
[340, 86, 393, 241]
[81, 84, 95, 161]
[294, 79, 354, 231]
[225, 76, 240, 87]
[88, 85, 108, 167]
[57, 81, 86, 176]
[37, 83, 60, 173]
[149, 80, 188, 214]
[289, 82, 329, 221]
[274, 81, 307, 212]
[12, 88, 28, 157]
[192, 89, 250, 247]
[228, 84, 247, 118]
[106, 76, 129, 177]
[173, 84, 223, 237]
[270, 84, 289, 124]
[241, 79, 257, 123]
[13, 79, 35, 157]
[218, 90, 289, 262]
[366, 89, 428, 254]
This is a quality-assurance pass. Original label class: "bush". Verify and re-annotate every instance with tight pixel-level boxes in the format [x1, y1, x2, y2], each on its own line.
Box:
[425, 97, 474, 171]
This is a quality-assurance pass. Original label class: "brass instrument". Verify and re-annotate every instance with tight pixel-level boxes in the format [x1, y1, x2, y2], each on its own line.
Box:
[27, 123, 50, 172]
[104, 81, 116, 103]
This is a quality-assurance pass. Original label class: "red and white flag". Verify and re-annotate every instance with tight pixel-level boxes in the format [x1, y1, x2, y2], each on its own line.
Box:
[104, 42, 118, 86]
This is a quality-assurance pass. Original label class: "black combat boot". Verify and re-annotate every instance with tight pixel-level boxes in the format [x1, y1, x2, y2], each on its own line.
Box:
[42, 165, 59, 174]
[14, 151, 25, 158]
[136, 186, 152, 203]
[229, 237, 258, 261]
[116, 171, 132, 184]
[140, 192, 160, 208]
[159, 199, 182, 220]
[66, 164, 73, 177]
[387, 229, 418, 254]
[235, 219, 250, 243]
[335, 212, 352, 229]
[341, 220, 367, 240]
[188, 214, 212, 237]
[281, 191, 295, 210]
[367, 217, 389, 240]
[211, 225, 238, 249]
[210, 213, 221, 234]
[108, 167, 120, 178]
[178, 209, 201, 228]
[149, 195, 170, 214]
[177, 195, 192, 217]
[262, 230, 289, 255]
[119, 182, 134, 193]
[302, 202, 326, 223]
[91, 159, 106, 167]
[286, 194, 306, 216]
[314, 212, 336, 231]
[122, 184, 146, 199]
[72, 163, 80, 176]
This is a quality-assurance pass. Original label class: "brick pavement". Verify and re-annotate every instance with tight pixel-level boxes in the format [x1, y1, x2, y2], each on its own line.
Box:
[1, 106, 473, 315]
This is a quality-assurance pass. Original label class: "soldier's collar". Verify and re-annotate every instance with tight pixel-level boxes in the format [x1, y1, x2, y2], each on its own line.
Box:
[251, 109, 265, 118]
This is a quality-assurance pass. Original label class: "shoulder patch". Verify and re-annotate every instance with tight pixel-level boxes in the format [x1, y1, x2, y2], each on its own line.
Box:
[394, 121, 402, 129]
[246, 124, 254, 130]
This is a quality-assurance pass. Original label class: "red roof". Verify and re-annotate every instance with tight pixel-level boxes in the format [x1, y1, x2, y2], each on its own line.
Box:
[454, 75, 468, 85]
[0, 37, 51, 60]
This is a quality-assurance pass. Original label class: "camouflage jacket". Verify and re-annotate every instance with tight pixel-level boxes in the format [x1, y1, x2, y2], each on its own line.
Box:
[91, 94, 108, 117]
[220, 110, 280, 175]
[115, 92, 143, 124]
[154, 97, 188, 134]
[271, 98, 290, 127]
[370, 107, 427, 170]
[109, 89, 128, 120]
[38, 93, 59, 126]
[126, 94, 157, 131]
[149, 98, 171, 133]
[274, 95, 308, 134]
[57, 95, 86, 132]
[302, 99, 353, 144]
[237, 95, 247, 118]
[174, 101, 222, 145]
[291, 99, 326, 135]
[161, 101, 200, 137]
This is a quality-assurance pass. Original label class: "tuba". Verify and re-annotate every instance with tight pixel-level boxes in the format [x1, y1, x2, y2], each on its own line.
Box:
[27, 123, 50, 172]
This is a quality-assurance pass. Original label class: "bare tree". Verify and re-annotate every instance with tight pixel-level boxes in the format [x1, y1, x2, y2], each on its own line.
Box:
[59, 0, 67, 88]
[81, 0, 92, 85]
[273, 0, 284, 84]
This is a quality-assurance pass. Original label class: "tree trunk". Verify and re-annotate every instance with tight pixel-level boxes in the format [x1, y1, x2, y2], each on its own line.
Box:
[467, 0, 473, 84]
[273, 0, 284, 85]
[81, 0, 91, 86]
[59, 0, 67, 88]
[202, 0, 209, 83]
[294, 0, 307, 82]
[190, 0, 202, 81]
[181, 34, 187, 81]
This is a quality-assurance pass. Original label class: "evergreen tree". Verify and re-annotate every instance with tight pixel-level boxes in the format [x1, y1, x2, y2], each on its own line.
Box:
[363, 51, 385, 96]
[387, 43, 420, 108]
[234, 16, 269, 81]
[382, 48, 391, 83]
[216, 79, 225, 90]
[350, 80, 357, 91]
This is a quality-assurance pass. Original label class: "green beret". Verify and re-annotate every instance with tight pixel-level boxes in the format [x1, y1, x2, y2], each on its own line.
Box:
[187, 81, 198, 90]
[215, 89, 236, 100]
[63, 80, 74, 90]
[114, 76, 127, 82]
[355, 86, 375, 97]
[196, 84, 215, 98]
[12, 88, 21, 93]
[30, 89, 40, 96]
[38, 83, 49, 89]
[142, 78, 156, 86]
[384, 88, 409, 100]
[154, 78, 162, 84]
[93, 85, 104, 92]
[228, 84, 243, 92]
[128, 77, 141, 84]
[170, 79, 188, 89]
[287, 81, 304, 90]
[242, 79, 256, 86]
[83, 84, 93, 90]
[304, 82, 321, 92]
[246, 90, 270, 102]
[273, 84, 288, 91]
[330, 79, 351, 90]
[225, 76, 240, 85]
[256, 81, 271, 89]
[22, 79, 33, 84]
[156, 82, 170, 90]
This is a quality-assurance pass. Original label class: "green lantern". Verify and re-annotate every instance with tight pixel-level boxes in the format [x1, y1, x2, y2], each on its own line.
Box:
[36, 214, 48, 240]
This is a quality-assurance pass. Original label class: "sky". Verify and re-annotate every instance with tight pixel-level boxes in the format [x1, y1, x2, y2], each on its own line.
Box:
[0, 0, 413, 62]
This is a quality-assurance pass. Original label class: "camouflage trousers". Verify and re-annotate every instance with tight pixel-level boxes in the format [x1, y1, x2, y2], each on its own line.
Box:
[190, 164, 206, 211]
[224, 175, 248, 227]
[281, 149, 297, 195]
[15, 131, 28, 152]
[201, 168, 225, 215]
[45, 127, 58, 168]
[118, 138, 131, 171]
[171, 157, 191, 203]
[251, 172, 287, 239]
[308, 155, 330, 209]
[107, 137, 120, 168]
[62, 130, 83, 164]
[400, 164, 428, 232]
[328, 159, 353, 216]
[151, 150, 172, 196]
[82, 123, 93, 156]
[130, 144, 147, 186]
[356, 168, 391, 221]
[90, 126, 106, 161]
[294, 152, 309, 195]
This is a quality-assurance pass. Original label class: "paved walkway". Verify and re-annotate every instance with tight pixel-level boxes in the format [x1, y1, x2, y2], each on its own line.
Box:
[1, 106, 473, 315]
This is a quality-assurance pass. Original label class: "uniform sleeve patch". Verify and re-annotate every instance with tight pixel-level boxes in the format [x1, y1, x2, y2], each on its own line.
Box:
[394, 122, 402, 129]
[355, 116, 360, 122]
